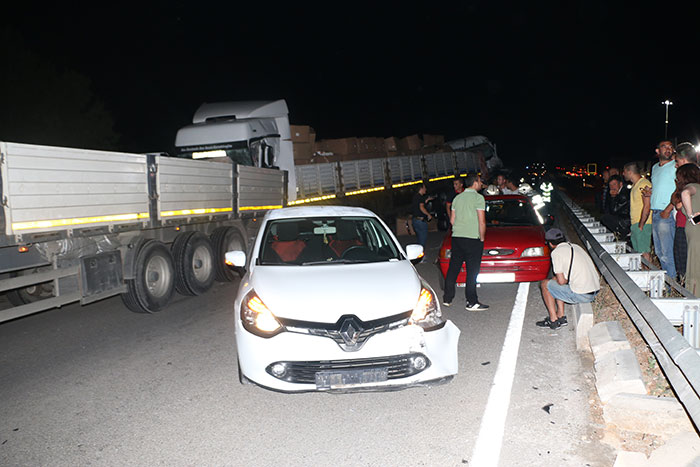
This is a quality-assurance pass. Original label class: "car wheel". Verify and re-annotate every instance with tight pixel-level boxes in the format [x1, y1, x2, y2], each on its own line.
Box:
[238, 359, 252, 385]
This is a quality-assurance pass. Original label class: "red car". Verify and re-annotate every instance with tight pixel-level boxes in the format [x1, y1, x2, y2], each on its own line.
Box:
[438, 194, 551, 284]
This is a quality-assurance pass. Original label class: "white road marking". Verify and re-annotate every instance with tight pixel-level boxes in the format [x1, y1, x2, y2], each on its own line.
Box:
[470, 281, 530, 467]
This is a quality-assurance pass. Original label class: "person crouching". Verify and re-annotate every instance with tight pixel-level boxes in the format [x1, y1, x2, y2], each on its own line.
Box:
[537, 228, 600, 330]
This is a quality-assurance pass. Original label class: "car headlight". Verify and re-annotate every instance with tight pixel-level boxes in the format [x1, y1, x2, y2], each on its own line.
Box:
[241, 290, 283, 337]
[521, 247, 545, 257]
[410, 283, 444, 330]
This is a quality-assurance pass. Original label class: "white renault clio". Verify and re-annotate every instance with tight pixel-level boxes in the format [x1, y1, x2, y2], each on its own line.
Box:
[226, 206, 460, 392]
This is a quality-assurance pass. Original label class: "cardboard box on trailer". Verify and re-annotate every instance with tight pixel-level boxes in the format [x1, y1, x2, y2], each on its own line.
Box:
[399, 134, 422, 152]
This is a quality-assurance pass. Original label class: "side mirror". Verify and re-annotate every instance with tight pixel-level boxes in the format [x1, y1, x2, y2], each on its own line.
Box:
[225, 250, 247, 268]
[405, 244, 424, 264]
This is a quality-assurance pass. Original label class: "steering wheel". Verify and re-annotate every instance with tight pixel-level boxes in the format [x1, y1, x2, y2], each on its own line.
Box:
[341, 245, 366, 259]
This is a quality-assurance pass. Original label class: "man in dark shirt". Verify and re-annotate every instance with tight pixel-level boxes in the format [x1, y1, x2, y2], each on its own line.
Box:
[411, 183, 435, 246]
[600, 175, 631, 238]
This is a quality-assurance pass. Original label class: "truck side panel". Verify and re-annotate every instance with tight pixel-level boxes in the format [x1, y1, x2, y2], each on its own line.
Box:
[157, 156, 233, 220]
[236, 165, 286, 212]
[2, 142, 149, 236]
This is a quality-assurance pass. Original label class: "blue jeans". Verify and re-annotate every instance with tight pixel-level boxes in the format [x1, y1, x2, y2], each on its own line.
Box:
[547, 280, 598, 304]
[412, 219, 428, 246]
[652, 210, 676, 278]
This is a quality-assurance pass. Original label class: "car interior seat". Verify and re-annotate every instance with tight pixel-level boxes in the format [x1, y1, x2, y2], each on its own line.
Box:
[270, 222, 306, 262]
[329, 220, 363, 257]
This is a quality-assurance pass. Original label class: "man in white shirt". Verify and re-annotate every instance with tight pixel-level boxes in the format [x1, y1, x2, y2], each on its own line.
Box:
[537, 228, 600, 330]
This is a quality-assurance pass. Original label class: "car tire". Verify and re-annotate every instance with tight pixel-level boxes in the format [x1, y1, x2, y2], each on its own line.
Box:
[238, 359, 252, 385]
[121, 240, 175, 313]
[172, 232, 216, 296]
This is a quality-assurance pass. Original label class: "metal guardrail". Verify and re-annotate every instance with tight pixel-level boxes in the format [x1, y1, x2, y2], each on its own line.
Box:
[557, 191, 700, 430]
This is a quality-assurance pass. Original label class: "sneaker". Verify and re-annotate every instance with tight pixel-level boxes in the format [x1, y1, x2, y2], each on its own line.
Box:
[442, 300, 452, 307]
[535, 316, 561, 329]
[466, 302, 489, 311]
[558, 316, 568, 326]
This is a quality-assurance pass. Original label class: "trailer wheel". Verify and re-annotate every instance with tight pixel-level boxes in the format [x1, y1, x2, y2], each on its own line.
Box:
[121, 240, 175, 313]
[211, 227, 246, 282]
[172, 231, 216, 296]
[6, 276, 54, 306]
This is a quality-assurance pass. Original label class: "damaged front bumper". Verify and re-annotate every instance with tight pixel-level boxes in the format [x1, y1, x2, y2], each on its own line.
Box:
[236, 320, 461, 393]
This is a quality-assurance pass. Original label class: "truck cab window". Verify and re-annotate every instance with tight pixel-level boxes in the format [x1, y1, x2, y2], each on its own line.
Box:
[176, 141, 254, 166]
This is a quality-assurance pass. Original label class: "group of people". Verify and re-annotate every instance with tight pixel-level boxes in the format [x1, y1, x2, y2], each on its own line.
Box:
[411, 171, 601, 329]
[598, 140, 700, 295]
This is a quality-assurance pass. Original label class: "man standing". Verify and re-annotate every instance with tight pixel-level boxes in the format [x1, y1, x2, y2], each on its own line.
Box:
[502, 175, 520, 194]
[671, 143, 697, 280]
[624, 162, 652, 262]
[443, 173, 489, 311]
[650, 140, 677, 277]
[537, 229, 600, 330]
[411, 183, 434, 247]
[445, 178, 465, 217]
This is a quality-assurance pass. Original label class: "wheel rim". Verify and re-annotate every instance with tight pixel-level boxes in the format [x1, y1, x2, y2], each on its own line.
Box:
[146, 255, 171, 298]
[192, 245, 213, 282]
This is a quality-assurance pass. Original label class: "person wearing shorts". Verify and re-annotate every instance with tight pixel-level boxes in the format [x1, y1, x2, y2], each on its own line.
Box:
[536, 228, 600, 330]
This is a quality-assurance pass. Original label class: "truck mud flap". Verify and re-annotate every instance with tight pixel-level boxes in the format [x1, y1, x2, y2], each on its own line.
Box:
[80, 251, 126, 305]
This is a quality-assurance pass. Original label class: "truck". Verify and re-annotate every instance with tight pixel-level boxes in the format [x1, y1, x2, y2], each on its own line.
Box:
[0, 99, 491, 323]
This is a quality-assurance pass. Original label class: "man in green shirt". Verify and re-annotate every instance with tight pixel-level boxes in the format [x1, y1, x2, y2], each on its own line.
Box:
[443, 173, 489, 311]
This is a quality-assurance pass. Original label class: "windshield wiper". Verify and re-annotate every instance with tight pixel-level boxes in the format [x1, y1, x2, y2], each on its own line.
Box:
[301, 259, 379, 265]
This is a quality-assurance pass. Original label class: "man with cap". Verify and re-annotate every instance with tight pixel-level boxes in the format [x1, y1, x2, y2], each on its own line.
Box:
[537, 228, 600, 330]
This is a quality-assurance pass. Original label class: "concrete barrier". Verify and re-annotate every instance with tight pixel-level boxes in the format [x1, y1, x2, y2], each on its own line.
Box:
[603, 393, 695, 438]
[594, 349, 646, 402]
[571, 302, 594, 351]
[589, 321, 631, 361]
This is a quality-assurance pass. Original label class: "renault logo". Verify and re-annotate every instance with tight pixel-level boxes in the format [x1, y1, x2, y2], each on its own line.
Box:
[339, 317, 362, 345]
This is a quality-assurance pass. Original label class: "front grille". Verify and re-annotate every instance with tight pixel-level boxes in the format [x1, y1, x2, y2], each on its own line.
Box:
[266, 353, 430, 384]
[280, 311, 411, 352]
[483, 248, 515, 256]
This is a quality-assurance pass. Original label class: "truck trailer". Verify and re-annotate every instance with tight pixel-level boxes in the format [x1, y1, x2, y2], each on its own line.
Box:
[0, 99, 489, 323]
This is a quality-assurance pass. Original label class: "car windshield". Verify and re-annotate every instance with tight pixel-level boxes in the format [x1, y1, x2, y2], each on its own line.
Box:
[485, 199, 541, 226]
[258, 216, 402, 265]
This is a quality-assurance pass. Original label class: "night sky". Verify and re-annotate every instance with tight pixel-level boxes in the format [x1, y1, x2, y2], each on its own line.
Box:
[3, 3, 699, 166]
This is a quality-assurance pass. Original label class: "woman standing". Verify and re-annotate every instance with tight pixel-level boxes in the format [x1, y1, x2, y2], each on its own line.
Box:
[678, 164, 700, 295]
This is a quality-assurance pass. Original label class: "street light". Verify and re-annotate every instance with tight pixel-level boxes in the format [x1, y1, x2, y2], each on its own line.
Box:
[662, 99, 673, 139]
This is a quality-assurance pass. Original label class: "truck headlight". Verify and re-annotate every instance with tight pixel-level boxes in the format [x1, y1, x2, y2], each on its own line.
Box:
[241, 291, 283, 337]
[410, 283, 444, 330]
[521, 247, 545, 257]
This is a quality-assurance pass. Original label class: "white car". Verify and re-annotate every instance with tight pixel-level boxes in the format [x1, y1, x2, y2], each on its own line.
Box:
[226, 205, 460, 392]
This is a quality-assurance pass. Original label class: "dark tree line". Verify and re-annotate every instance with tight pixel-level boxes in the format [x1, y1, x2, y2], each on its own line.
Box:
[0, 29, 119, 150]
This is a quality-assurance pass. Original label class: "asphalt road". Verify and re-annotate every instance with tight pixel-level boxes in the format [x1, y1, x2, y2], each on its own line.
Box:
[0, 231, 614, 466]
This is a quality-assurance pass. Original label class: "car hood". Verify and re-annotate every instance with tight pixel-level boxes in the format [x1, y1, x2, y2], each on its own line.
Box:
[484, 225, 545, 249]
[251, 260, 422, 323]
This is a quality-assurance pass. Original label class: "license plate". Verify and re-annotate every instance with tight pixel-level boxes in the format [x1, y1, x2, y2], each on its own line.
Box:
[315, 368, 388, 389]
[477, 272, 516, 283]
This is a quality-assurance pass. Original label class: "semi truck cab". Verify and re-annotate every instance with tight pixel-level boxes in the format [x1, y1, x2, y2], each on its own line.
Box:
[174, 100, 297, 201]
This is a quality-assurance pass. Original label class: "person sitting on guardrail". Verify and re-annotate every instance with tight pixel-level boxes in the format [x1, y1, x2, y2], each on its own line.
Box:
[536, 228, 600, 330]
[623, 162, 652, 263]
